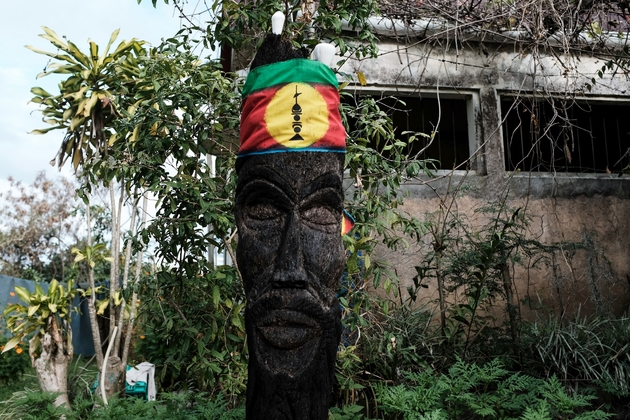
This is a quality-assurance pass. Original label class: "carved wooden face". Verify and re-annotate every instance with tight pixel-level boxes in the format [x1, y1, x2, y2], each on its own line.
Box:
[235, 152, 345, 377]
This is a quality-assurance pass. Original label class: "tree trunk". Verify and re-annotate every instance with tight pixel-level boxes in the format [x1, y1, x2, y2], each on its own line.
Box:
[108, 181, 120, 347]
[122, 193, 148, 369]
[102, 181, 126, 399]
[30, 317, 72, 408]
[86, 202, 104, 370]
[102, 356, 125, 400]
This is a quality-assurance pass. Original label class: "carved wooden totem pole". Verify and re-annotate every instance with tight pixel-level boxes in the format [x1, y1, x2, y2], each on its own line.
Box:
[234, 12, 353, 420]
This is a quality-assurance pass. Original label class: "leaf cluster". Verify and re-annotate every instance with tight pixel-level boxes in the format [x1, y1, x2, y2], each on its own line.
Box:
[341, 93, 432, 294]
[28, 27, 147, 172]
[0, 389, 245, 420]
[149, 0, 380, 60]
[0, 331, 31, 385]
[526, 312, 630, 398]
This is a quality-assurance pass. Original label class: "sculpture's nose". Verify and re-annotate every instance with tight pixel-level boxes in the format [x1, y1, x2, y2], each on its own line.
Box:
[271, 211, 308, 288]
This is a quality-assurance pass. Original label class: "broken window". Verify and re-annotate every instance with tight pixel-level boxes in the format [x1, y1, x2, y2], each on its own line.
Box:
[502, 98, 630, 174]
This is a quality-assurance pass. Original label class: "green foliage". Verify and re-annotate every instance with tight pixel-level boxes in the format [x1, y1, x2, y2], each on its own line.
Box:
[411, 193, 569, 359]
[65, 356, 101, 408]
[332, 198, 626, 416]
[0, 389, 71, 420]
[341, 93, 430, 294]
[96, 34, 247, 400]
[152, 392, 245, 420]
[332, 271, 627, 418]
[373, 359, 614, 420]
[358, 302, 433, 381]
[109, 34, 241, 250]
[28, 27, 147, 171]
[335, 344, 367, 408]
[144, 0, 380, 59]
[329, 403, 366, 419]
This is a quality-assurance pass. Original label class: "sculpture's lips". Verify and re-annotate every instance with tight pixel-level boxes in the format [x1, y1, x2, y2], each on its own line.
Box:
[256, 310, 322, 349]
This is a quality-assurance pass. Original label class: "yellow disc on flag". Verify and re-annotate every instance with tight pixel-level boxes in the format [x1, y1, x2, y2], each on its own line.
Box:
[265, 82, 330, 148]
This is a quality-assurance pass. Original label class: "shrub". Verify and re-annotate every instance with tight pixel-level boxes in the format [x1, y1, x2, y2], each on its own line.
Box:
[134, 266, 247, 403]
[0, 390, 70, 420]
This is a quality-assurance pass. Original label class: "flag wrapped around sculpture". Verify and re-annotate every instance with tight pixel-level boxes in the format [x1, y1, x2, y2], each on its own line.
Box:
[239, 58, 346, 157]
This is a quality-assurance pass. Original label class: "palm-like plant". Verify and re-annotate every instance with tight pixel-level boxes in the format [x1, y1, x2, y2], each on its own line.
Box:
[28, 27, 146, 171]
[3, 279, 77, 407]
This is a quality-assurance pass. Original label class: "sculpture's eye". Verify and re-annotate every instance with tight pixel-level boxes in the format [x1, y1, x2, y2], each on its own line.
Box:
[247, 202, 283, 221]
[301, 205, 338, 227]
[300, 188, 342, 232]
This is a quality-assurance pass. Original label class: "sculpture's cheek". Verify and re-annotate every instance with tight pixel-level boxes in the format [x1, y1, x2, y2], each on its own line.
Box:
[301, 227, 345, 292]
[236, 224, 282, 294]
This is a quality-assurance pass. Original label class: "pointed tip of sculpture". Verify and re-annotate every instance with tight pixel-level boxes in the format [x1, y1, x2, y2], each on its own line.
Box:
[272, 11, 285, 35]
[313, 43, 336, 68]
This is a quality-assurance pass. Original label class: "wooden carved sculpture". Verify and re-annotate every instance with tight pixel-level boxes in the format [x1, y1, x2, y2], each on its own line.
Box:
[234, 12, 353, 420]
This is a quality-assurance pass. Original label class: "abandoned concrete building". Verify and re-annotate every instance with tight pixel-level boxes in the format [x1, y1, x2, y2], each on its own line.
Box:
[230, 1, 630, 318]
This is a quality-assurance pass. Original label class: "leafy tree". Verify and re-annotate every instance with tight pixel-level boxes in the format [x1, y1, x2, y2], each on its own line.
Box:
[111, 33, 246, 400]
[28, 27, 150, 400]
[28, 27, 145, 170]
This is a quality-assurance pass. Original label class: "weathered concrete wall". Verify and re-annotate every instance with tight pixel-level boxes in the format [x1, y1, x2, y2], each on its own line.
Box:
[375, 181, 630, 317]
[339, 39, 630, 316]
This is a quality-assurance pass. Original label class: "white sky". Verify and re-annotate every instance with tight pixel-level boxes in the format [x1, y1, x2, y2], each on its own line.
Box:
[0, 0, 184, 192]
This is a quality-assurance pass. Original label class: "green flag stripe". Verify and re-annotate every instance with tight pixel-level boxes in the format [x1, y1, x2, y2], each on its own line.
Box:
[242, 58, 338, 97]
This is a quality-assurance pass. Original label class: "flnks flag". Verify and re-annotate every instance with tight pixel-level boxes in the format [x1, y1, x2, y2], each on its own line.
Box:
[239, 58, 346, 157]
[239, 57, 353, 235]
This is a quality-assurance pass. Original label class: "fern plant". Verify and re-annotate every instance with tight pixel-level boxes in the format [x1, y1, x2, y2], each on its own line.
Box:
[373, 358, 614, 420]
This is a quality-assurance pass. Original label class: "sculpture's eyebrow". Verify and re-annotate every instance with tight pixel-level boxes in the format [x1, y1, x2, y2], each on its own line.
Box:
[300, 172, 342, 199]
[236, 165, 296, 201]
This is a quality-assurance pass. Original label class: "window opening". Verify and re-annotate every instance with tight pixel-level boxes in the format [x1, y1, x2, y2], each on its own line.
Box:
[343, 94, 470, 170]
[502, 98, 630, 174]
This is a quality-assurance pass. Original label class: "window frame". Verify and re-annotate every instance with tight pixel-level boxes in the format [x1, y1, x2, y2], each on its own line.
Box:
[499, 93, 630, 176]
[341, 86, 480, 174]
